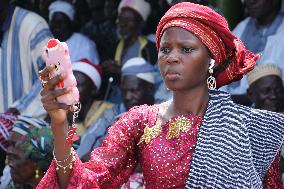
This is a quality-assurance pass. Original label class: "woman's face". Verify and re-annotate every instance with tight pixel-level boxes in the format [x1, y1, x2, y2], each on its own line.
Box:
[158, 27, 210, 91]
[7, 132, 36, 184]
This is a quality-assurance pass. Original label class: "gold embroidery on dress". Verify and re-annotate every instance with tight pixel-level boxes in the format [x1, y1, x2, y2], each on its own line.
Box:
[138, 123, 162, 145]
[166, 116, 192, 140]
[138, 116, 193, 145]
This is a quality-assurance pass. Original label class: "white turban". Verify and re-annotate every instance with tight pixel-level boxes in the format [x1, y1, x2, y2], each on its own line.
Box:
[72, 61, 102, 90]
[49, 1, 75, 21]
[118, 0, 151, 21]
[122, 57, 155, 84]
[247, 64, 282, 86]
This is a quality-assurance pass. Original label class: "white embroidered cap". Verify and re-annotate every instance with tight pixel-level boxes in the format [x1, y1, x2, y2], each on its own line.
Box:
[247, 64, 282, 86]
[49, 1, 75, 21]
[122, 57, 155, 84]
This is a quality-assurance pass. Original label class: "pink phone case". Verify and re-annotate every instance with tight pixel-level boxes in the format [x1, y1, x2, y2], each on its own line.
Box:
[42, 38, 79, 105]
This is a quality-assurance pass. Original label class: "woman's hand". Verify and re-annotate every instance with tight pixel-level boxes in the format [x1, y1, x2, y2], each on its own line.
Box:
[39, 65, 71, 125]
[39, 65, 74, 188]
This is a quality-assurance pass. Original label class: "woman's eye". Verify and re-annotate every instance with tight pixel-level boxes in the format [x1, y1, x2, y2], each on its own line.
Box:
[182, 47, 193, 53]
[160, 47, 170, 54]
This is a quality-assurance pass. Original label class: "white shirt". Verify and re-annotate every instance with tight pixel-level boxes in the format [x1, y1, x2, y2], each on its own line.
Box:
[66, 32, 100, 64]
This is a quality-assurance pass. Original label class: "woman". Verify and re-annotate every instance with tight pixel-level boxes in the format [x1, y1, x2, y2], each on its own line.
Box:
[38, 2, 284, 189]
[5, 117, 53, 188]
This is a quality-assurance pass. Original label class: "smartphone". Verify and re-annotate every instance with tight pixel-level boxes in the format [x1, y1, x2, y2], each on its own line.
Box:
[42, 38, 79, 105]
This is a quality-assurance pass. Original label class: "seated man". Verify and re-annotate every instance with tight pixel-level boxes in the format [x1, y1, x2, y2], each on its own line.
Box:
[48, 1, 100, 64]
[0, 0, 52, 113]
[101, 0, 157, 104]
[220, 0, 284, 105]
[246, 64, 284, 187]
[77, 57, 156, 159]
[8, 1, 102, 118]
[247, 64, 284, 112]
[71, 60, 113, 138]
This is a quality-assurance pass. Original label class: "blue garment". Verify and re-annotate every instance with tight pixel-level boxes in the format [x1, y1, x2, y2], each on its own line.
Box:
[0, 6, 52, 112]
[121, 40, 140, 66]
[185, 90, 284, 188]
[221, 1, 284, 95]
[241, 13, 284, 54]
[77, 103, 127, 158]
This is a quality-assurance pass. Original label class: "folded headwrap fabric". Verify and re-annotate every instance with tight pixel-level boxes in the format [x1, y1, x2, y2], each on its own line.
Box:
[49, 1, 75, 21]
[12, 116, 53, 172]
[156, 2, 260, 87]
[122, 57, 156, 84]
[0, 113, 17, 151]
[247, 64, 282, 86]
[72, 60, 103, 90]
[118, 0, 151, 21]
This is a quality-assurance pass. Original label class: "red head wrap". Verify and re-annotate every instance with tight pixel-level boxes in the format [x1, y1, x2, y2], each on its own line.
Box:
[156, 2, 260, 87]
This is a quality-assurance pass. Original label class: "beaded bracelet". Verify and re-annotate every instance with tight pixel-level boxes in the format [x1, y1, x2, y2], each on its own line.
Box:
[54, 149, 75, 173]
[53, 148, 72, 163]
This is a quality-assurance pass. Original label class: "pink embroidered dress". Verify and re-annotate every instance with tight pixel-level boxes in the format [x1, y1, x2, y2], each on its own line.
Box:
[37, 104, 283, 189]
[37, 105, 203, 189]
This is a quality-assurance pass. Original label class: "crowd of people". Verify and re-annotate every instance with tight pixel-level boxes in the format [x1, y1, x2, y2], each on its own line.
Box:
[0, 0, 284, 188]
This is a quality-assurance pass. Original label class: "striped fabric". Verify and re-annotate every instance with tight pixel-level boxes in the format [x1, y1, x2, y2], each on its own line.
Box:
[0, 6, 52, 112]
[185, 90, 284, 189]
[0, 113, 17, 151]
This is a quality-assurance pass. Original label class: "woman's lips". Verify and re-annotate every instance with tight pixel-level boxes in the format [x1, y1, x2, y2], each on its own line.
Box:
[165, 70, 180, 80]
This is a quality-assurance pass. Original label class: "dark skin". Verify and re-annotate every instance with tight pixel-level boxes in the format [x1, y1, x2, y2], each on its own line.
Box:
[158, 27, 210, 117]
[39, 0, 54, 21]
[49, 12, 73, 42]
[245, 0, 281, 25]
[104, 0, 119, 21]
[38, 26, 212, 188]
[101, 7, 144, 76]
[6, 132, 42, 188]
[121, 75, 155, 110]
[247, 75, 284, 112]
[88, 0, 105, 24]
[117, 7, 143, 43]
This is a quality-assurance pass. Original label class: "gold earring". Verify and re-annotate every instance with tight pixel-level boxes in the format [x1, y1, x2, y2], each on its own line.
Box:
[35, 169, 39, 179]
